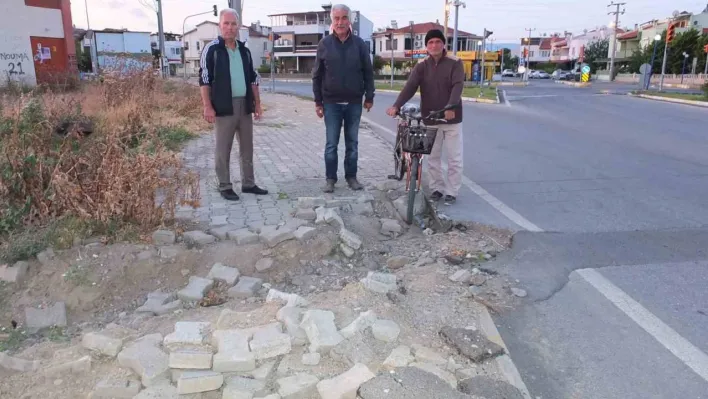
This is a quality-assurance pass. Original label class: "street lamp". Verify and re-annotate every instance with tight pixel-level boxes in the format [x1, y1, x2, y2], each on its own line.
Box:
[645, 34, 661, 90]
[681, 52, 689, 84]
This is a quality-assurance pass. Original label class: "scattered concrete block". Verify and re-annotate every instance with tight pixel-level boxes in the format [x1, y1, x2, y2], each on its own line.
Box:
[361, 272, 397, 294]
[92, 377, 141, 398]
[277, 373, 319, 399]
[371, 320, 400, 343]
[340, 244, 355, 258]
[176, 370, 223, 394]
[449, 270, 472, 283]
[228, 276, 264, 298]
[439, 326, 504, 363]
[0, 352, 40, 372]
[158, 245, 180, 259]
[339, 310, 377, 339]
[382, 345, 414, 370]
[316, 363, 376, 399]
[250, 326, 292, 360]
[357, 193, 375, 203]
[277, 306, 307, 346]
[132, 380, 179, 398]
[293, 226, 316, 242]
[339, 229, 362, 250]
[300, 309, 344, 353]
[182, 230, 217, 248]
[43, 356, 91, 378]
[152, 230, 176, 245]
[259, 226, 295, 248]
[81, 332, 123, 357]
[0, 261, 29, 284]
[295, 208, 317, 221]
[380, 219, 402, 236]
[411, 344, 447, 365]
[168, 349, 213, 369]
[330, 337, 375, 369]
[209, 225, 241, 240]
[213, 350, 256, 372]
[212, 330, 250, 352]
[386, 256, 411, 270]
[350, 202, 374, 216]
[250, 360, 276, 381]
[117, 334, 169, 387]
[177, 276, 214, 302]
[135, 291, 176, 315]
[359, 366, 466, 399]
[410, 362, 458, 388]
[163, 321, 212, 348]
[266, 289, 308, 307]
[207, 263, 240, 285]
[228, 229, 260, 245]
[222, 376, 268, 398]
[315, 207, 343, 227]
[301, 352, 321, 366]
[458, 376, 525, 399]
[297, 197, 326, 209]
[25, 302, 67, 333]
[255, 258, 274, 272]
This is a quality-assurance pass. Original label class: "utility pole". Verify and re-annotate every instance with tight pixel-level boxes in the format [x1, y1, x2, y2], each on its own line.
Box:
[524, 28, 535, 81]
[157, 0, 167, 78]
[480, 28, 492, 84]
[451, 0, 466, 55]
[443, 0, 450, 49]
[387, 32, 394, 88]
[607, 1, 626, 81]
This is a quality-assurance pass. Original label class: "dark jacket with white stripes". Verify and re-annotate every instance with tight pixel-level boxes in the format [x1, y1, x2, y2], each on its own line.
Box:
[198, 36, 260, 117]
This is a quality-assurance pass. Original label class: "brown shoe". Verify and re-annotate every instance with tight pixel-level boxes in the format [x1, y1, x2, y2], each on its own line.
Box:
[322, 179, 336, 193]
[346, 178, 363, 191]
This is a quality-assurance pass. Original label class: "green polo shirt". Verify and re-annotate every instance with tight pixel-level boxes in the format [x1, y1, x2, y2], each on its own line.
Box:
[227, 43, 247, 98]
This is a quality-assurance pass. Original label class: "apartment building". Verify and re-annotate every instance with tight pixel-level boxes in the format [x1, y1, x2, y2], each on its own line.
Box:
[150, 32, 182, 75]
[372, 21, 482, 62]
[268, 5, 373, 74]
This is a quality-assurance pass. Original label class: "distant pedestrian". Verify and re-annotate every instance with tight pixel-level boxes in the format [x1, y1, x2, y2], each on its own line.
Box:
[199, 8, 268, 201]
[386, 28, 464, 205]
[312, 4, 375, 193]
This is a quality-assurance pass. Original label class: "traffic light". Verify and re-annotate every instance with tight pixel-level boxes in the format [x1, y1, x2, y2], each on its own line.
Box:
[704, 44, 708, 53]
[483, 29, 493, 39]
[666, 22, 676, 44]
[213, 5, 217, 16]
[523, 48, 528, 57]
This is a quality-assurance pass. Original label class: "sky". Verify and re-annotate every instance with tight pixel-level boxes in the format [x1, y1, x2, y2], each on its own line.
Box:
[72, 0, 708, 42]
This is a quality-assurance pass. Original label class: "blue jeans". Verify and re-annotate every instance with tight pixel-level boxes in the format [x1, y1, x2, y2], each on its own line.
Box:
[323, 103, 362, 181]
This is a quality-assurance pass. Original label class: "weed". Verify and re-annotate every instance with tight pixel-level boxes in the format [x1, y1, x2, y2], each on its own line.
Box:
[278, 192, 289, 200]
[156, 125, 196, 151]
[702, 81, 708, 100]
[0, 327, 27, 353]
[63, 263, 91, 286]
[44, 326, 68, 342]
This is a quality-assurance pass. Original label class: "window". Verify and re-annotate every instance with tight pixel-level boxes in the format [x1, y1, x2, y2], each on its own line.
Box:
[529, 51, 535, 57]
[184, 42, 189, 50]
[380, 41, 383, 52]
[263, 42, 268, 51]
[404, 38, 412, 50]
[393, 39, 398, 50]
[386, 40, 392, 51]
[196, 41, 200, 51]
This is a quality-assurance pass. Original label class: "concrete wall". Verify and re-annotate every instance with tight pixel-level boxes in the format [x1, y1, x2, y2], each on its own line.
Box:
[95, 32, 152, 73]
[0, 0, 65, 86]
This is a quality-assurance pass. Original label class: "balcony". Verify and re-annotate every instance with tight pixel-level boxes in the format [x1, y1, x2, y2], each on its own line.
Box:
[294, 44, 318, 52]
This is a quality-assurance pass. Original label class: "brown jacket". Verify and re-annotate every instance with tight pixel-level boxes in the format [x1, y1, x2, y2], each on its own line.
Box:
[393, 51, 465, 125]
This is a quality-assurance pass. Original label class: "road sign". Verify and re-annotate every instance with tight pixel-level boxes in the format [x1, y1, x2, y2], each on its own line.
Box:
[581, 73, 589, 83]
[581, 65, 591, 74]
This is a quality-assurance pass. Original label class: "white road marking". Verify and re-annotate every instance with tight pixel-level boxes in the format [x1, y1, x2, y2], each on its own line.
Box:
[577, 268, 708, 383]
[361, 116, 544, 232]
[502, 90, 512, 107]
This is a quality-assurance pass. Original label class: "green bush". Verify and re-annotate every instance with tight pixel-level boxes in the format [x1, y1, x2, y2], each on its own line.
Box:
[702, 81, 708, 100]
[258, 64, 271, 74]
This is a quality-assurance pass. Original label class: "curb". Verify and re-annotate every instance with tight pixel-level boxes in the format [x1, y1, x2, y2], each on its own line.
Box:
[555, 80, 591, 88]
[376, 89, 500, 104]
[496, 82, 529, 87]
[629, 93, 708, 108]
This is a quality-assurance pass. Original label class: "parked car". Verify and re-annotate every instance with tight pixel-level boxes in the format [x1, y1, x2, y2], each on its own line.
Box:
[529, 70, 540, 79]
[502, 69, 516, 77]
[537, 71, 551, 79]
[552, 70, 570, 80]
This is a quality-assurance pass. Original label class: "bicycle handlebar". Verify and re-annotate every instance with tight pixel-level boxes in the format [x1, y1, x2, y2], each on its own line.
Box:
[396, 103, 458, 122]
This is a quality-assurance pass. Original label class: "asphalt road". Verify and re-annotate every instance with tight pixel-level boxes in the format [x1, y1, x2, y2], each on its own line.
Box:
[265, 79, 708, 399]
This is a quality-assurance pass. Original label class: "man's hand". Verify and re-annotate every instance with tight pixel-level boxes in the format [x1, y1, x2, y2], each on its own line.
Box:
[364, 101, 373, 112]
[315, 106, 324, 119]
[386, 106, 399, 117]
[254, 103, 263, 121]
[444, 110, 455, 120]
[203, 106, 216, 123]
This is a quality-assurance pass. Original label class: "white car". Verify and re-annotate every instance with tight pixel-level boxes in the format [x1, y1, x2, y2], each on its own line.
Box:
[502, 69, 516, 77]
[537, 71, 551, 79]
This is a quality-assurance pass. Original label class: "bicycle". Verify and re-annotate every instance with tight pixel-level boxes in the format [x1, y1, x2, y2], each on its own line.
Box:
[387, 103, 455, 224]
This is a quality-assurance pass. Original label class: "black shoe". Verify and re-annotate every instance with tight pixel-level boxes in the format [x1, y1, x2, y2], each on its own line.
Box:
[444, 195, 456, 205]
[220, 189, 240, 201]
[323, 179, 336, 193]
[242, 185, 269, 195]
[430, 191, 443, 201]
[346, 177, 364, 191]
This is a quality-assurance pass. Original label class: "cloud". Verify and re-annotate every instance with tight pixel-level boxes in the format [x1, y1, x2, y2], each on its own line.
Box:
[129, 7, 150, 20]
[105, 0, 124, 8]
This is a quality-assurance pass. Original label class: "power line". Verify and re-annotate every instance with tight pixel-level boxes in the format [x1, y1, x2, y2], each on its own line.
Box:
[607, 1, 626, 81]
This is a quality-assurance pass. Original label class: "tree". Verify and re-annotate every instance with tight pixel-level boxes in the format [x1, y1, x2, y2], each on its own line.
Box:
[372, 55, 386, 74]
[584, 38, 609, 72]
[501, 48, 514, 70]
[666, 28, 702, 74]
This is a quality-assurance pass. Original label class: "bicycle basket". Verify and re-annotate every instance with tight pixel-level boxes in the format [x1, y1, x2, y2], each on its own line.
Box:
[401, 125, 439, 154]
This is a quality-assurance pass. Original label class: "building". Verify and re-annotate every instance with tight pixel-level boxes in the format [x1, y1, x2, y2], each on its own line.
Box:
[545, 27, 619, 70]
[151, 32, 182, 75]
[182, 21, 219, 76]
[518, 37, 549, 66]
[1, 0, 76, 87]
[94, 29, 152, 73]
[245, 22, 272, 68]
[268, 5, 373, 74]
[372, 21, 482, 63]
[690, 3, 708, 33]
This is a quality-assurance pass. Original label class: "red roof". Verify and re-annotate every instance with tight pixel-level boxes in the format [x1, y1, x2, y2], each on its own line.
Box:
[539, 38, 552, 50]
[552, 39, 568, 48]
[372, 22, 478, 38]
[618, 30, 638, 40]
[704, 28, 708, 34]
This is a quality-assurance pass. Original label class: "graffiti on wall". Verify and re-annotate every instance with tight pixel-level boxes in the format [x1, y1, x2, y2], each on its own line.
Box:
[1, 52, 30, 76]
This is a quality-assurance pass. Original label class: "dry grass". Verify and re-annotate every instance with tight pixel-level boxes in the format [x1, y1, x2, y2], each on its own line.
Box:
[0, 72, 204, 262]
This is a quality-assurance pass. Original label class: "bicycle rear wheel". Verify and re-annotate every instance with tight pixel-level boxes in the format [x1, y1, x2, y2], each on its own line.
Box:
[406, 156, 420, 224]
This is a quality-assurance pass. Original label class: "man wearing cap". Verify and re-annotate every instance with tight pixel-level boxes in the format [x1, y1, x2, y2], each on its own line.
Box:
[386, 29, 464, 205]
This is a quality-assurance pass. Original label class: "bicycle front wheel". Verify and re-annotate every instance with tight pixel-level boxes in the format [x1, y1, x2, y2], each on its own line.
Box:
[394, 143, 406, 181]
[406, 156, 420, 224]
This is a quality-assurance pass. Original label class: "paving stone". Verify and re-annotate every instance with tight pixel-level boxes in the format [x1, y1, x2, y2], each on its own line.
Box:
[250, 326, 292, 360]
[228, 276, 264, 298]
[81, 332, 124, 357]
[93, 377, 141, 398]
[386, 256, 411, 270]
[294, 208, 317, 221]
[158, 245, 181, 259]
[212, 329, 250, 351]
[449, 270, 472, 283]
[359, 366, 472, 399]
[300, 309, 344, 353]
[136, 291, 174, 315]
[371, 320, 400, 342]
[339, 310, 377, 339]
[330, 335, 375, 368]
[301, 352, 321, 366]
[0, 352, 41, 372]
[209, 225, 240, 240]
[168, 349, 213, 369]
[361, 272, 397, 294]
[182, 231, 217, 248]
[357, 193, 375, 203]
[250, 360, 276, 381]
[132, 381, 179, 398]
[379, 218, 402, 236]
[293, 226, 317, 241]
[316, 363, 376, 399]
[177, 276, 214, 302]
[315, 207, 343, 227]
[382, 345, 414, 370]
[350, 202, 374, 216]
[176, 370, 224, 394]
[117, 334, 169, 387]
[255, 258, 275, 272]
[207, 263, 240, 285]
[43, 355, 91, 378]
[277, 373, 319, 399]
[276, 306, 308, 346]
[439, 326, 505, 363]
[25, 302, 67, 332]
[410, 362, 458, 388]
[411, 344, 447, 365]
[340, 244, 355, 258]
[259, 226, 295, 248]
[213, 350, 256, 372]
[227, 229, 260, 245]
[297, 197, 326, 209]
[458, 376, 525, 399]
[282, 218, 308, 231]
[0, 261, 29, 284]
[339, 229, 362, 250]
[222, 376, 268, 398]
[266, 289, 308, 307]
[152, 230, 176, 245]
[164, 321, 212, 348]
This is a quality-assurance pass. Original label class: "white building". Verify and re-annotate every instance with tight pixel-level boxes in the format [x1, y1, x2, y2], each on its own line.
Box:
[268, 5, 373, 74]
[372, 21, 482, 62]
[150, 33, 183, 76]
[246, 22, 272, 69]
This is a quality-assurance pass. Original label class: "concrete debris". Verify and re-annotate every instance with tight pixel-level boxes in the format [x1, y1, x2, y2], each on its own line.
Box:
[449, 270, 472, 283]
[81, 332, 123, 357]
[386, 256, 411, 270]
[0, 261, 29, 284]
[43, 356, 91, 378]
[439, 326, 505, 363]
[250, 360, 276, 381]
[294, 226, 317, 241]
[316, 207, 344, 227]
[25, 302, 67, 333]
[330, 336, 375, 368]
[277, 373, 320, 399]
[177, 276, 214, 302]
[350, 202, 374, 216]
[316, 363, 376, 399]
[228, 276, 263, 299]
[117, 334, 169, 387]
[371, 319, 401, 342]
[136, 291, 181, 315]
[339, 310, 377, 339]
[411, 344, 447, 365]
[357, 193, 375, 203]
[301, 352, 321, 366]
[92, 377, 141, 398]
[411, 362, 458, 388]
[340, 244, 355, 258]
[222, 376, 268, 398]
[250, 325, 292, 360]
[266, 289, 309, 307]
[228, 229, 261, 245]
[207, 263, 241, 285]
[458, 376, 525, 399]
[295, 208, 318, 221]
[297, 197, 326, 209]
[158, 245, 180, 259]
[176, 370, 223, 394]
[164, 321, 212, 348]
[300, 309, 344, 353]
[182, 230, 217, 248]
[0, 352, 41, 372]
[277, 306, 308, 346]
[208, 225, 239, 240]
[259, 225, 295, 248]
[382, 345, 414, 370]
[361, 272, 398, 294]
[469, 274, 487, 286]
[213, 350, 256, 373]
[168, 349, 213, 369]
[380, 219, 402, 236]
[132, 380, 179, 398]
[339, 229, 362, 250]
[511, 287, 528, 298]
[359, 366, 471, 399]
[255, 258, 275, 272]
[152, 229, 176, 245]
